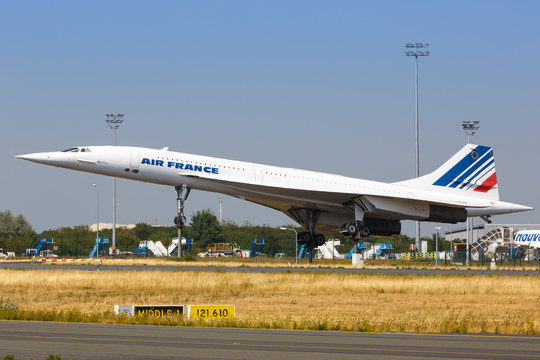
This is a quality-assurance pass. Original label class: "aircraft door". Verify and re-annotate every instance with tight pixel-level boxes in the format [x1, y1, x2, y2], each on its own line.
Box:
[130, 149, 140, 169]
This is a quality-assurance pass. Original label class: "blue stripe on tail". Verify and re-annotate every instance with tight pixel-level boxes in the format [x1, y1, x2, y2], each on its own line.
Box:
[433, 145, 491, 187]
[458, 158, 494, 189]
[449, 150, 493, 188]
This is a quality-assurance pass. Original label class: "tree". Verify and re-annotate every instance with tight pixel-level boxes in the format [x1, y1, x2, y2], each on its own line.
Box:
[133, 223, 152, 240]
[0, 210, 33, 237]
[0, 210, 35, 253]
[189, 209, 223, 247]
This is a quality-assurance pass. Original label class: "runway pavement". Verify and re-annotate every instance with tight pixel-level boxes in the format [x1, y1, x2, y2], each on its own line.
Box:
[0, 261, 538, 276]
[0, 321, 538, 359]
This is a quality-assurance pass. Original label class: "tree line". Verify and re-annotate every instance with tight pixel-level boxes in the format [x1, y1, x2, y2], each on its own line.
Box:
[0, 209, 451, 257]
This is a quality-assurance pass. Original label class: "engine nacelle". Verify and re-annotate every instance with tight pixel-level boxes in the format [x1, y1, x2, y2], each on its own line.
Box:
[364, 219, 401, 236]
[426, 205, 467, 223]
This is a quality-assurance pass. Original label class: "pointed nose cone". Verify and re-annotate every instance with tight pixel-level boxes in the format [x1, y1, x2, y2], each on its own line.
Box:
[15, 152, 72, 167]
[15, 152, 53, 164]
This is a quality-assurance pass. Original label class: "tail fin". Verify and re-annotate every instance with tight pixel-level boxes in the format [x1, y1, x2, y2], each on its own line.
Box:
[395, 144, 499, 201]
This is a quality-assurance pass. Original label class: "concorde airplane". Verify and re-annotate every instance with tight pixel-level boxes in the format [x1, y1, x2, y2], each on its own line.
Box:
[16, 144, 532, 247]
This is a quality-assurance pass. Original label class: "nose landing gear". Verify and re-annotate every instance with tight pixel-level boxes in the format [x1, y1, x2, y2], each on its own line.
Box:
[174, 185, 190, 258]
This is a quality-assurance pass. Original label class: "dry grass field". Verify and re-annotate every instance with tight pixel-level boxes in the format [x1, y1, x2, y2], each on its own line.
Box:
[33, 256, 540, 270]
[0, 269, 539, 334]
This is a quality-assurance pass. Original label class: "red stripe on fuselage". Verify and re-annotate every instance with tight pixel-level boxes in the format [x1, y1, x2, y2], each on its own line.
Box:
[474, 172, 497, 193]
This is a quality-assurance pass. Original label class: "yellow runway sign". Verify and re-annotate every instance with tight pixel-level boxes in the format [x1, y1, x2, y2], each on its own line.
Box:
[188, 305, 235, 320]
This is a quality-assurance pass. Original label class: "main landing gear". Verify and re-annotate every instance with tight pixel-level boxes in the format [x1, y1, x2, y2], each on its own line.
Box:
[341, 202, 372, 258]
[174, 184, 190, 258]
[296, 210, 325, 264]
[340, 221, 370, 238]
[340, 221, 370, 260]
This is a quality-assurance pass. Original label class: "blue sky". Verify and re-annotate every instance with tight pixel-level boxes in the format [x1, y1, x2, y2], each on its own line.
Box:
[1, 0, 539, 236]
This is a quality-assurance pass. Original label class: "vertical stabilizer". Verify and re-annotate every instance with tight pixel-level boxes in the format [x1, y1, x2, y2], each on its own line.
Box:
[394, 144, 499, 201]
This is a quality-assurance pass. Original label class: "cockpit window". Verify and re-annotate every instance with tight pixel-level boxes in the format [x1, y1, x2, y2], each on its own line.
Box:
[61, 147, 91, 153]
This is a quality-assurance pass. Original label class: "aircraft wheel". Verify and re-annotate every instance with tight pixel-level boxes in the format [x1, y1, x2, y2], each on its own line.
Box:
[347, 223, 358, 235]
[297, 231, 312, 245]
[315, 233, 326, 246]
[341, 222, 357, 236]
[359, 226, 370, 238]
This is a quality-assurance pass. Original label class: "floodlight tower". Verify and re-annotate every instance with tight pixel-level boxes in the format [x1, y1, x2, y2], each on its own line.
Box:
[405, 42, 430, 252]
[461, 121, 480, 268]
[461, 121, 480, 144]
[219, 195, 223, 224]
[92, 184, 99, 260]
[106, 113, 125, 255]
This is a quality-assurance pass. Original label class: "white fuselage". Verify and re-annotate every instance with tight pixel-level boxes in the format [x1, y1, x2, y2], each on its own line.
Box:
[514, 231, 540, 249]
[16, 145, 532, 234]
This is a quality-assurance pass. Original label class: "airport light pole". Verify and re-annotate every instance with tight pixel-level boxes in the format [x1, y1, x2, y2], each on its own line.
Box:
[405, 42, 430, 253]
[466, 217, 470, 267]
[437, 226, 453, 262]
[280, 227, 298, 265]
[92, 184, 99, 260]
[434, 226, 442, 267]
[106, 113, 125, 255]
[219, 195, 223, 224]
[462, 121, 480, 144]
[461, 121, 480, 267]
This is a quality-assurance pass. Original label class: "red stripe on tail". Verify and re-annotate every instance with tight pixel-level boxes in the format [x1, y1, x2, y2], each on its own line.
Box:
[474, 172, 497, 193]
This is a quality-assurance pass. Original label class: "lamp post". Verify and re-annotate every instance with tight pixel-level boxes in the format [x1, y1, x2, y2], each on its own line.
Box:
[219, 195, 223, 224]
[437, 226, 453, 263]
[106, 113, 124, 255]
[461, 121, 480, 267]
[279, 227, 298, 265]
[92, 184, 99, 260]
[434, 226, 442, 267]
[405, 42, 430, 253]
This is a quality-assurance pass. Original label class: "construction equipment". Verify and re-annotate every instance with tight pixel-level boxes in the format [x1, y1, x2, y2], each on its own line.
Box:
[146, 240, 167, 257]
[133, 240, 169, 257]
[24, 237, 56, 257]
[375, 243, 393, 257]
[89, 237, 109, 258]
[298, 244, 309, 259]
[249, 238, 265, 258]
[133, 241, 149, 256]
[198, 242, 241, 257]
[315, 239, 344, 259]
[168, 237, 193, 256]
[345, 242, 371, 259]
